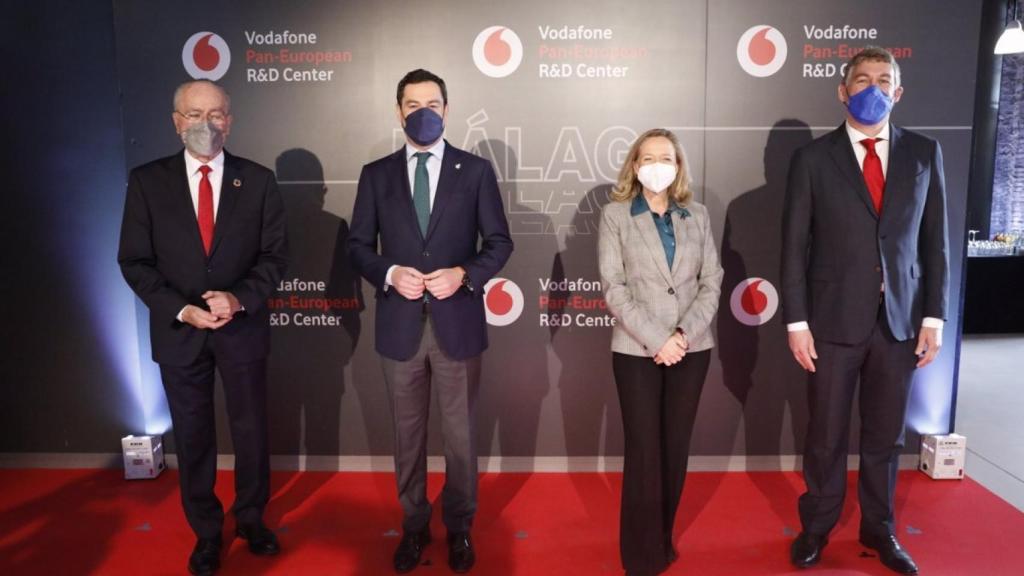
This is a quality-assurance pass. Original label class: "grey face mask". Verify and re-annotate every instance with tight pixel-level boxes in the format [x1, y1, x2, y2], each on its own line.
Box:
[181, 121, 225, 157]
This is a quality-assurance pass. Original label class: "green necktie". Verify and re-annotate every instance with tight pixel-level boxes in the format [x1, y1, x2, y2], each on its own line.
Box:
[413, 152, 431, 236]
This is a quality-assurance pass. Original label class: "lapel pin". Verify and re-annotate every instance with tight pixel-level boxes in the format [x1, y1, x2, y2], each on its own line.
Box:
[455, 163, 461, 170]
[233, 178, 242, 188]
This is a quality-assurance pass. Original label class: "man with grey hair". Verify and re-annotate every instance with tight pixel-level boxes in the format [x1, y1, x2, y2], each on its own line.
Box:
[119, 80, 288, 575]
[782, 46, 948, 575]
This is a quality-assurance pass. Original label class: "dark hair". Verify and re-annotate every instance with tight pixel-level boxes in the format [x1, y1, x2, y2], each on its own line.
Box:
[396, 69, 448, 106]
[843, 45, 901, 85]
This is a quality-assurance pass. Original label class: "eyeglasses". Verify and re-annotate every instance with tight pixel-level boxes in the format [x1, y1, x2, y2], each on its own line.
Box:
[176, 110, 228, 123]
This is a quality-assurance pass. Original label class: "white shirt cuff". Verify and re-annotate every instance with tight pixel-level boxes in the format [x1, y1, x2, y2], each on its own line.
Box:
[176, 306, 187, 322]
[922, 317, 943, 339]
[384, 265, 397, 291]
[787, 321, 810, 332]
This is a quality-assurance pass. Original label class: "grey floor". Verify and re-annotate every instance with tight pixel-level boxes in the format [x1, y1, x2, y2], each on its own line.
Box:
[955, 334, 1024, 512]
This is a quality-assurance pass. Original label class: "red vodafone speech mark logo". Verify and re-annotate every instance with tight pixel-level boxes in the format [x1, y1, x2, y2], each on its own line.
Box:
[472, 26, 523, 78]
[736, 25, 787, 77]
[483, 278, 524, 326]
[182, 32, 231, 81]
[730, 278, 779, 326]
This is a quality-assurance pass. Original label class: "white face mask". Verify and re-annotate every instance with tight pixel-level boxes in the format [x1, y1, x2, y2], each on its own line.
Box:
[636, 162, 677, 194]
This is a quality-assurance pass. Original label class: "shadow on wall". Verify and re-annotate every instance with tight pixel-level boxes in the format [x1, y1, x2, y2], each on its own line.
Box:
[473, 138, 555, 470]
[265, 148, 368, 486]
[716, 119, 813, 520]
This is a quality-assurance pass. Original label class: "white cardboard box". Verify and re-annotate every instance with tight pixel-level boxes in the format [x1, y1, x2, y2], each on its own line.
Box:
[919, 433, 966, 480]
[122, 435, 165, 480]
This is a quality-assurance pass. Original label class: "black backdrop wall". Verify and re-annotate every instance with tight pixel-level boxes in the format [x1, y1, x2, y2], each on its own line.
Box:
[2, 0, 987, 466]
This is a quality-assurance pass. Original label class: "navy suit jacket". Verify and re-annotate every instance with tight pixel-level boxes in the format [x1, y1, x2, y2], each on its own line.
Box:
[781, 124, 949, 344]
[348, 141, 513, 361]
[118, 150, 289, 367]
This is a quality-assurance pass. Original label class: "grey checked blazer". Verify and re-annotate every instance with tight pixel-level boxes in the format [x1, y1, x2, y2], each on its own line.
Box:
[598, 199, 723, 357]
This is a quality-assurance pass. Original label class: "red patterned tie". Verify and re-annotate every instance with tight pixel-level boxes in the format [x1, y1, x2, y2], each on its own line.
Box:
[197, 165, 214, 255]
[860, 138, 885, 214]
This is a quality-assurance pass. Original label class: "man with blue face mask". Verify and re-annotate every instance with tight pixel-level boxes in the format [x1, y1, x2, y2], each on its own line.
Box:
[782, 47, 949, 575]
[348, 69, 513, 574]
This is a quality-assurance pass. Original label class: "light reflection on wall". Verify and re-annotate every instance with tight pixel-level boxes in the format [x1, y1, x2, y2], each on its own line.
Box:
[72, 162, 171, 438]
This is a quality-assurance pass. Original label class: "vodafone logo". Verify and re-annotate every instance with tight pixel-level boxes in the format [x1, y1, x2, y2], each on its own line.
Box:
[182, 32, 231, 80]
[730, 278, 779, 326]
[736, 25, 787, 77]
[472, 26, 523, 78]
[483, 278, 524, 326]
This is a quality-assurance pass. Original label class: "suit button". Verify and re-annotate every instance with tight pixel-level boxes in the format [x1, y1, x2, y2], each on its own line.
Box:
[874, 266, 881, 273]
[206, 267, 213, 273]
[668, 288, 675, 295]
[422, 251, 430, 257]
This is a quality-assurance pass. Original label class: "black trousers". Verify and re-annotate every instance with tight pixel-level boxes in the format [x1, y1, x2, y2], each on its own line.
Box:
[160, 337, 271, 540]
[613, 350, 710, 576]
[798, 306, 918, 538]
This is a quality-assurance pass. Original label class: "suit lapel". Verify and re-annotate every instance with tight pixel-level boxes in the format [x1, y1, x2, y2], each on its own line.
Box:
[209, 151, 240, 258]
[388, 148, 423, 242]
[670, 210, 687, 277]
[827, 125, 879, 220]
[881, 125, 907, 218]
[631, 211, 674, 285]
[425, 141, 463, 243]
[170, 152, 207, 258]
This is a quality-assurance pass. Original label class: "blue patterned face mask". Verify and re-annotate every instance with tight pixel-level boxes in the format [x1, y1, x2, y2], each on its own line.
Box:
[403, 108, 445, 146]
[846, 85, 893, 126]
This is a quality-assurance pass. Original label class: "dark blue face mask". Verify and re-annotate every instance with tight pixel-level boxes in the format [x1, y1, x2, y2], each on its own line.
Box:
[403, 108, 445, 147]
[846, 84, 893, 126]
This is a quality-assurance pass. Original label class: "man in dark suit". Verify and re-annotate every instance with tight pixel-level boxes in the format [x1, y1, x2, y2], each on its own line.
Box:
[782, 47, 948, 575]
[348, 69, 513, 573]
[118, 80, 288, 576]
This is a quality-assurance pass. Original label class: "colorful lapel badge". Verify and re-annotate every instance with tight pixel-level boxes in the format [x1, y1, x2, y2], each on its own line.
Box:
[233, 178, 242, 188]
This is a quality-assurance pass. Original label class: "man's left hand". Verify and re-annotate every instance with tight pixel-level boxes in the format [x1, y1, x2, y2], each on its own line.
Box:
[423, 267, 465, 300]
[202, 291, 242, 319]
[914, 326, 942, 368]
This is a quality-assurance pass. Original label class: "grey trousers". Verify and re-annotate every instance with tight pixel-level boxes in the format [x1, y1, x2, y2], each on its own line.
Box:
[381, 314, 481, 534]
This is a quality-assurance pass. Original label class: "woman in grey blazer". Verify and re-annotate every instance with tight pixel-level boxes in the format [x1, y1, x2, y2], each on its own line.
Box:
[598, 128, 722, 576]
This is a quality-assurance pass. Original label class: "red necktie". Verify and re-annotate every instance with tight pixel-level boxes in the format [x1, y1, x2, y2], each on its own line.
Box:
[197, 165, 214, 255]
[860, 138, 885, 214]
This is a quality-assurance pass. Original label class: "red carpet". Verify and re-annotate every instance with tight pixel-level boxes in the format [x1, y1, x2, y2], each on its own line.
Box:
[1, 468, 1022, 575]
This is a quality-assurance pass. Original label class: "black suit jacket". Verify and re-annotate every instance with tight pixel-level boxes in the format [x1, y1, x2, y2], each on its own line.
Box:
[348, 142, 513, 361]
[118, 150, 289, 367]
[781, 124, 949, 344]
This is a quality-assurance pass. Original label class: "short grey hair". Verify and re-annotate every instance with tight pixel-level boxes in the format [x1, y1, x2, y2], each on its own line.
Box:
[843, 46, 901, 86]
[172, 80, 231, 112]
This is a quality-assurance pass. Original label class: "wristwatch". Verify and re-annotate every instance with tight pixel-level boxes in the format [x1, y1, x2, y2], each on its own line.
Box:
[461, 271, 473, 292]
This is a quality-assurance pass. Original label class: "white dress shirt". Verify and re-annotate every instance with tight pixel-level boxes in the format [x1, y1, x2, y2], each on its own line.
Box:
[787, 122, 943, 335]
[385, 139, 446, 287]
[177, 150, 225, 322]
[183, 150, 225, 218]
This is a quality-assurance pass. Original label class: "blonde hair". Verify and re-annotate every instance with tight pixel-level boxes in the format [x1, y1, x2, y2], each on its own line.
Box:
[611, 128, 692, 205]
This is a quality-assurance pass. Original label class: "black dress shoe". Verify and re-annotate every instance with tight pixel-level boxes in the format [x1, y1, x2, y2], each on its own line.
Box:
[394, 529, 431, 573]
[859, 533, 919, 574]
[790, 532, 828, 568]
[447, 531, 475, 573]
[236, 523, 281, 556]
[188, 536, 222, 576]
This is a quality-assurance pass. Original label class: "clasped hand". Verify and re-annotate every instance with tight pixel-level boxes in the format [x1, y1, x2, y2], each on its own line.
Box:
[392, 266, 464, 300]
[181, 291, 241, 330]
[654, 331, 688, 366]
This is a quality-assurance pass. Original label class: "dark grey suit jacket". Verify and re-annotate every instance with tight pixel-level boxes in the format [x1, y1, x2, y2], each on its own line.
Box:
[781, 124, 949, 344]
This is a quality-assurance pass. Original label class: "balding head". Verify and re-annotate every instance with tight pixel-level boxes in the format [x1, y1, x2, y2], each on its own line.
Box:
[173, 80, 231, 114]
